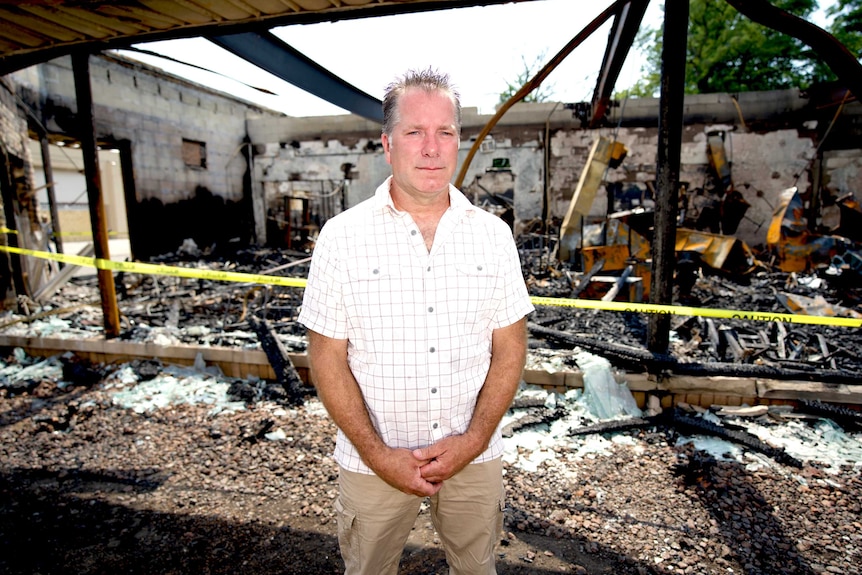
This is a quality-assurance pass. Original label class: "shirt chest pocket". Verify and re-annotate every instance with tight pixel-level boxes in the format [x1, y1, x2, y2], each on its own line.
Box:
[454, 259, 497, 308]
[346, 265, 389, 304]
[345, 265, 423, 339]
[344, 265, 408, 319]
[455, 261, 488, 276]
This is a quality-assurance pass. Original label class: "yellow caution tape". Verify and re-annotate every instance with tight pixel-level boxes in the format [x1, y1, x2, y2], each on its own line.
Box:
[0, 244, 859, 327]
[50, 230, 121, 238]
[0, 244, 307, 288]
[529, 296, 862, 328]
[0, 228, 119, 238]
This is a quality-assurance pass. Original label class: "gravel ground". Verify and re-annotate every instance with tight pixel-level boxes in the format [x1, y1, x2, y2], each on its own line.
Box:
[1, 362, 860, 575]
[1, 248, 861, 574]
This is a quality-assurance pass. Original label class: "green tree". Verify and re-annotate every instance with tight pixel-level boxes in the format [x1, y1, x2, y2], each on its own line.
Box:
[812, 0, 862, 82]
[497, 52, 556, 106]
[617, 27, 663, 98]
[620, 0, 819, 97]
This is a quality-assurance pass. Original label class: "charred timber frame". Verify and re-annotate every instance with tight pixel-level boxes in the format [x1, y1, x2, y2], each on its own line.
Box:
[2, 334, 861, 410]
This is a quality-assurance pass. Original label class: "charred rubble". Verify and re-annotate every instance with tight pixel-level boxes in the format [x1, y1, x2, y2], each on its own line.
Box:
[10, 227, 862, 381]
[3, 230, 862, 575]
[518, 228, 862, 379]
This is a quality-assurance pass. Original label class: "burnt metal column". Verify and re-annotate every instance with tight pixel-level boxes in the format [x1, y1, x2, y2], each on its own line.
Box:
[39, 134, 64, 259]
[71, 51, 120, 338]
[647, 0, 689, 354]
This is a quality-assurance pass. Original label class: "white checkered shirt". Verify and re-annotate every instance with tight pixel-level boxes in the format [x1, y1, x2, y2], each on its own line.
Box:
[299, 177, 534, 474]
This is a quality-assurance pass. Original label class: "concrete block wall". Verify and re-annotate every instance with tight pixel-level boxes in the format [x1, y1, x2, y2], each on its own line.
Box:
[251, 125, 548, 240]
[0, 85, 29, 160]
[824, 149, 862, 195]
[682, 127, 816, 245]
[0, 85, 42, 292]
[254, 138, 390, 221]
[460, 135, 544, 226]
[247, 96, 851, 252]
[12, 54, 279, 205]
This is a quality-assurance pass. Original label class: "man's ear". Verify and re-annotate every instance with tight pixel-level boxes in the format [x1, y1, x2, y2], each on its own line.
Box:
[382, 133, 392, 164]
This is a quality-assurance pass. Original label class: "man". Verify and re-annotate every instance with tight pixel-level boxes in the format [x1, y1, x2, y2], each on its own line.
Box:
[298, 68, 534, 575]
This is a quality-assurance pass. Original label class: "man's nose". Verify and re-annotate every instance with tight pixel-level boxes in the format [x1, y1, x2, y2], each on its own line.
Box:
[422, 135, 439, 156]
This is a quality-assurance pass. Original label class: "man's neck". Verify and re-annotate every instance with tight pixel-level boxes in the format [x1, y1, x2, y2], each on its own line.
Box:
[390, 182, 450, 220]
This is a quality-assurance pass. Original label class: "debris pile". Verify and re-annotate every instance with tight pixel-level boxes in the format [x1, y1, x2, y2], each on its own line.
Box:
[519, 231, 862, 378]
[1, 345, 860, 575]
[6, 240, 862, 380]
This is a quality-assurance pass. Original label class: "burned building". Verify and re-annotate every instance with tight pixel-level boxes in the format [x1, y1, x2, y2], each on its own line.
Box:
[2, 3, 862, 575]
[249, 87, 861, 273]
[0, 47, 859, 310]
[9, 53, 283, 261]
[0, 0, 858, 406]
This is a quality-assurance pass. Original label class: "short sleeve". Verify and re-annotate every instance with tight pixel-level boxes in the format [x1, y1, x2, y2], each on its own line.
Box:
[298, 224, 348, 339]
[491, 221, 535, 330]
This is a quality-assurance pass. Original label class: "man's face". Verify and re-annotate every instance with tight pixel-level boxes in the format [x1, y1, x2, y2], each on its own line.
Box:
[382, 89, 459, 202]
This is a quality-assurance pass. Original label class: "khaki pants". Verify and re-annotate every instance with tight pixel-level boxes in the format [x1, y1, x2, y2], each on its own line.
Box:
[335, 459, 504, 575]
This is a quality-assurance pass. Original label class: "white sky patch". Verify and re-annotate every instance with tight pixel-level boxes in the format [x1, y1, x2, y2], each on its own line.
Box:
[115, 0, 837, 118]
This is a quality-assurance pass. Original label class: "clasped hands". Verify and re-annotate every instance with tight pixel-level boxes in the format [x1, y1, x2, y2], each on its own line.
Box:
[369, 433, 483, 497]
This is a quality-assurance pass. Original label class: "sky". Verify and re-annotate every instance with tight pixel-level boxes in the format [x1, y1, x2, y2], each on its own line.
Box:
[114, 0, 663, 117]
[113, 0, 836, 118]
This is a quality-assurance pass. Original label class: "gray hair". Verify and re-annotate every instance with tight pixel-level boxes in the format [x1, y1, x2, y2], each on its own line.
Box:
[381, 67, 461, 137]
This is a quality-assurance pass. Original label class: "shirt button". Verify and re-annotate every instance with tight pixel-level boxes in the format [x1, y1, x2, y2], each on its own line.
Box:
[477, 265, 483, 271]
[427, 266, 431, 272]
[432, 423, 439, 429]
[372, 268, 379, 275]
[411, 229, 418, 236]
[428, 306, 434, 313]
[429, 347, 436, 353]
[431, 387, 437, 394]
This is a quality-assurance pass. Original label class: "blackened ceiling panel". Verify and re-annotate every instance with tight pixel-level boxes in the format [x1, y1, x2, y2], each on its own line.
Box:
[0, 0, 539, 75]
[208, 30, 383, 122]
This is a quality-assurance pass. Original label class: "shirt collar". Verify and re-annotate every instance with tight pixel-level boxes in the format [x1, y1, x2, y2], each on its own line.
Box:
[373, 175, 476, 218]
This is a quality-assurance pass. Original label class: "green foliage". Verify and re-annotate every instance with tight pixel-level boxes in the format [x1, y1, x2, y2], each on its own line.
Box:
[812, 0, 862, 82]
[498, 52, 556, 106]
[620, 0, 832, 96]
[616, 27, 663, 98]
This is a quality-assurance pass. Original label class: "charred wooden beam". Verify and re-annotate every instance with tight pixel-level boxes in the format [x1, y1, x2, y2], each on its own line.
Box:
[602, 264, 634, 302]
[572, 258, 605, 297]
[720, 326, 745, 361]
[705, 318, 721, 356]
[817, 334, 837, 370]
[648, 0, 689, 354]
[568, 407, 802, 468]
[502, 407, 568, 438]
[72, 51, 121, 338]
[528, 322, 862, 384]
[568, 416, 653, 437]
[668, 408, 802, 468]
[248, 316, 305, 406]
[797, 399, 862, 432]
[775, 321, 788, 359]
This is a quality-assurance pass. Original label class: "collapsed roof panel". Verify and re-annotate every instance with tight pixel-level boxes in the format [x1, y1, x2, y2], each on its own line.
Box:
[0, 0, 541, 74]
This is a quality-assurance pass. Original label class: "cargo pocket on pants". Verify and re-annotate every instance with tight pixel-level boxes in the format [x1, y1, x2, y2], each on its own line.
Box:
[335, 496, 359, 569]
[495, 499, 505, 542]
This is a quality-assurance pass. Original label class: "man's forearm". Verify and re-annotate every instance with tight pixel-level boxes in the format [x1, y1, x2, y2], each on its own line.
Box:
[306, 330, 388, 464]
[464, 317, 528, 454]
[307, 329, 443, 496]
